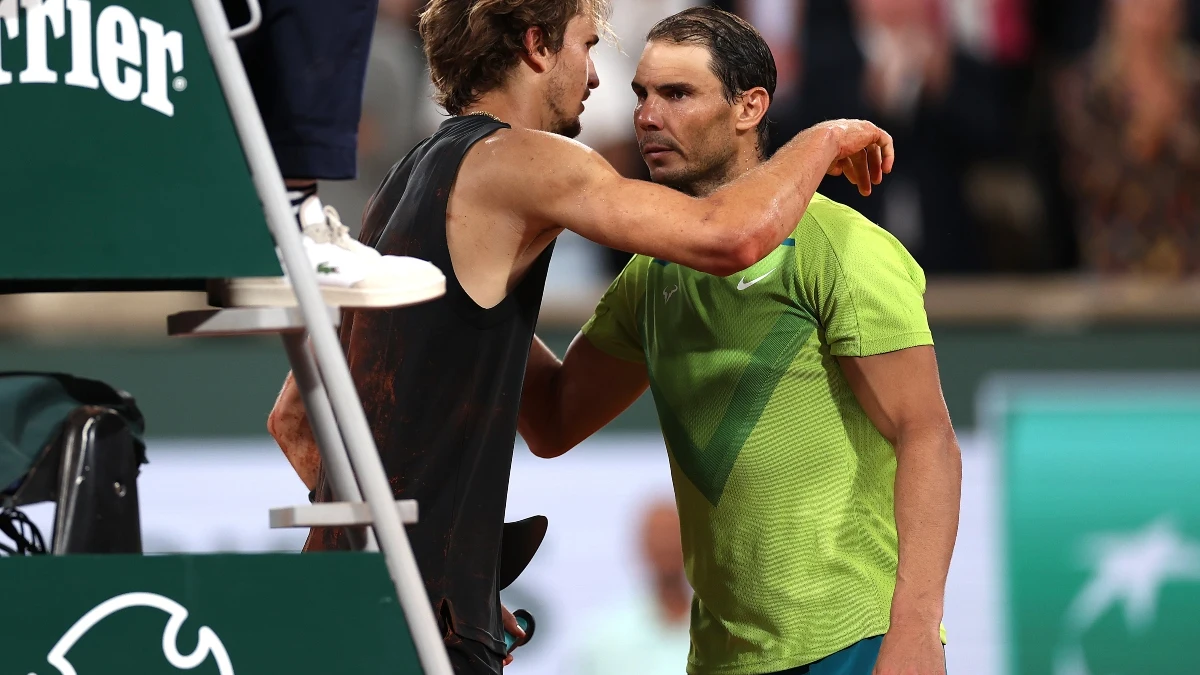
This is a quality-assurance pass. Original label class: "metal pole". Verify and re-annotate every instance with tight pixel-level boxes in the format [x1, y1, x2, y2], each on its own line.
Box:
[191, 2, 452, 673]
[281, 332, 378, 552]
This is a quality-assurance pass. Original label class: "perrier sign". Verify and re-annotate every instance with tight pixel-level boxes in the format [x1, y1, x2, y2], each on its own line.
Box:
[0, 0, 186, 116]
[0, 0, 280, 284]
[988, 376, 1200, 675]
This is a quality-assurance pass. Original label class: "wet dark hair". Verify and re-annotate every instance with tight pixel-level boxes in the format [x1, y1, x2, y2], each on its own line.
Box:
[647, 7, 778, 154]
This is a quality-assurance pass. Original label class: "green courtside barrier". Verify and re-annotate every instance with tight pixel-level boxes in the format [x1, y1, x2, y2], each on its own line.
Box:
[0, 0, 281, 285]
[5, 553, 420, 674]
[982, 375, 1200, 675]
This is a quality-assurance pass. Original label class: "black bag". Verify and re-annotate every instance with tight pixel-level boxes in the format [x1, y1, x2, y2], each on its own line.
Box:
[0, 373, 147, 555]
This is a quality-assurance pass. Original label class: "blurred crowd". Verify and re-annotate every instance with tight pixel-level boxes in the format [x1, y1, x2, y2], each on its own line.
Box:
[322, 0, 1200, 284]
[569, 499, 692, 675]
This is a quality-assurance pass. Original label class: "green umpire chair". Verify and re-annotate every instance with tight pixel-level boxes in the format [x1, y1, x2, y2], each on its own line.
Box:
[0, 0, 452, 672]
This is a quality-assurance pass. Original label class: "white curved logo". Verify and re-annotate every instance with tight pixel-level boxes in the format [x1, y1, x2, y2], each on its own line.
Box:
[1053, 516, 1200, 675]
[736, 269, 776, 291]
[30, 592, 234, 675]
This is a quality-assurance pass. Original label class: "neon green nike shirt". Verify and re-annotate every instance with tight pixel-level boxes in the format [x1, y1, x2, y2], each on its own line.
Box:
[582, 194, 936, 675]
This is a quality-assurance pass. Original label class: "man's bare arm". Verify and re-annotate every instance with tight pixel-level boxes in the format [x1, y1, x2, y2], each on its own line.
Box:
[519, 335, 649, 458]
[267, 373, 321, 491]
[488, 120, 893, 277]
[839, 346, 960, 674]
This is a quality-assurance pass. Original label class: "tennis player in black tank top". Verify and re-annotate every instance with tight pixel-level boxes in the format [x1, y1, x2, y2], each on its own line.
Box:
[308, 115, 546, 670]
[268, 3, 897, 673]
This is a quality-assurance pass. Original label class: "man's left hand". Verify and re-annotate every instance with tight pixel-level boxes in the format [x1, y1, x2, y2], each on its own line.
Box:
[501, 605, 526, 667]
[872, 619, 946, 675]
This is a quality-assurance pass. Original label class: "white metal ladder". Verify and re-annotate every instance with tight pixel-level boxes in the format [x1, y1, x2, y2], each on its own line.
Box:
[168, 1, 454, 672]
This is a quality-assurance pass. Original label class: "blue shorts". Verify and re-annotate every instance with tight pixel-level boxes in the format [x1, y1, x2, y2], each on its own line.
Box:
[769, 636, 947, 675]
[223, 0, 379, 180]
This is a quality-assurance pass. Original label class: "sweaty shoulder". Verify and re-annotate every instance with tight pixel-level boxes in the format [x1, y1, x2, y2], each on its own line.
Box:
[469, 128, 607, 175]
[792, 193, 926, 293]
[463, 127, 615, 208]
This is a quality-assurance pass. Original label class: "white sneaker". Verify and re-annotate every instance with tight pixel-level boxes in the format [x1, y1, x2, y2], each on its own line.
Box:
[213, 196, 446, 309]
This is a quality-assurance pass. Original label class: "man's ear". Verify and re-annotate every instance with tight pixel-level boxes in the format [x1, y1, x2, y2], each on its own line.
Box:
[734, 87, 771, 134]
[520, 25, 553, 73]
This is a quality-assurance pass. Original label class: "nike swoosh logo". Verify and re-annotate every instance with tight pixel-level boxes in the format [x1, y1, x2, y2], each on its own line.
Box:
[737, 269, 776, 291]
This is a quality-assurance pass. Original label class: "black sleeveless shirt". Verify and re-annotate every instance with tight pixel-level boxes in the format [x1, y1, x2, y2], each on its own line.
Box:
[308, 115, 554, 661]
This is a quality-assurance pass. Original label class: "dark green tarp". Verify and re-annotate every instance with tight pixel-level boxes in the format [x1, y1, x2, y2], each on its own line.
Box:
[0, 374, 144, 494]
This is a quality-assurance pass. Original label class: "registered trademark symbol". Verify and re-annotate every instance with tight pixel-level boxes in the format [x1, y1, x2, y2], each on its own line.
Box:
[172, 76, 188, 92]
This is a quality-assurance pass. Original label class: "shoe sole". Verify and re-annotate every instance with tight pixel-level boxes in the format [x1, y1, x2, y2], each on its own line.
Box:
[209, 277, 447, 310]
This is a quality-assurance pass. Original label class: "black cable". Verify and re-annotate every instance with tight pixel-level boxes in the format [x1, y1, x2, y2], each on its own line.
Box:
[0, 507, 48, 556]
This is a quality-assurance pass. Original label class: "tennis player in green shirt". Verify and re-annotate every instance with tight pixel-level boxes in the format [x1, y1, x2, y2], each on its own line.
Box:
[519, 8, 962, 675]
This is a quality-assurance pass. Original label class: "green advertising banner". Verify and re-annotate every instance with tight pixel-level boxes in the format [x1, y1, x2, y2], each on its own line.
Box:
[986, 376, 1200, 675]
[4, 553, 423, 674]
[0, 0, 281, 281]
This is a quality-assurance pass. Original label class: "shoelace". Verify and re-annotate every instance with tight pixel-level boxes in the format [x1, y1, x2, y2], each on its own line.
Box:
[324, 206, 357, 251]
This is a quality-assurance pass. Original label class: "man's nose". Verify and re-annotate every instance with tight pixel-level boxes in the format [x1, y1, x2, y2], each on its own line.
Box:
[587, 58, 600, 90]
[635, 99, 664, 131]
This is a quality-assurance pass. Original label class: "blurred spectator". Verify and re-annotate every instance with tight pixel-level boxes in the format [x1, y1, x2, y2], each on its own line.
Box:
[726, 1, 1086, 275]
[856, 0, 955, 124]
[845, 0, 1018, 273]
[720, 0, 804, 100]
[570, 499, 691, 675]
[756, 1, 882, 223]
[1053, 0, 1200, 278]
[321, 0, 1200, 282]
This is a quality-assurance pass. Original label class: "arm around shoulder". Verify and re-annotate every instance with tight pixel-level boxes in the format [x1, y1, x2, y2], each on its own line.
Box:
[493, 121, 894, 277]
[484, 129, 755, 276]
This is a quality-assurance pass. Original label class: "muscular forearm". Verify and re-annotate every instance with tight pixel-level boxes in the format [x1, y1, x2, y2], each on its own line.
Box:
[890, 423, 962, 626]
[267, 373, 322, 490]
[519, 334, 648, 458]
[518, 336, 566, 457]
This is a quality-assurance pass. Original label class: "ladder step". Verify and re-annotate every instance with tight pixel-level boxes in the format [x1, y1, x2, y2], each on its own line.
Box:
[168, 306, 340, 338]
[269, 500, 419, 529]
